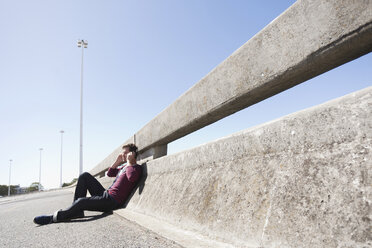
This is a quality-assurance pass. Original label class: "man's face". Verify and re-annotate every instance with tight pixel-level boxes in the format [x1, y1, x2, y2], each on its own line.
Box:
[122, 147, 130, 162]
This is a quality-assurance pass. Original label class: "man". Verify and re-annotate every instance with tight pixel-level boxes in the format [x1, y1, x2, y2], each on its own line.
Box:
[33, 143, 142, 225]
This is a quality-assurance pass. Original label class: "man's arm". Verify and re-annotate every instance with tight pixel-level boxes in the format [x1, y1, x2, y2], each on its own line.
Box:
[126, 166, 141, 183]
[107, 154, 125, 177]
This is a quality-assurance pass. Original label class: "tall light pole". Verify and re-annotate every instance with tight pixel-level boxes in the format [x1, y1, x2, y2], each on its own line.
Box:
[39, 148, 43, 191]
[8, 159, 12, 196]
[59, 130, 64, 188]
[77, 39, 88, 176]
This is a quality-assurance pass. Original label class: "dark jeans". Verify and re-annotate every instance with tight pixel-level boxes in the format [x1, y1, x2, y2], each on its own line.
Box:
[57, 172, 118, 221]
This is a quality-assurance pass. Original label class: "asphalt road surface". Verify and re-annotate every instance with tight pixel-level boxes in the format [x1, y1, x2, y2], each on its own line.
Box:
[0, 189, 183, 248]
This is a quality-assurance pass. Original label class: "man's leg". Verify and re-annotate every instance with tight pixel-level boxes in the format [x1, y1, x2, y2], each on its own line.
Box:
[74, 172, 105, 201]
[56, 192, 117, 221]
[34, 193, 117, 225]
[33, 172, 109, 225]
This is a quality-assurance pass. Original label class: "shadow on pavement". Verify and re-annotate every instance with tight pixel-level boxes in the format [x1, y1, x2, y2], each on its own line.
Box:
[60, 212, 113, 223]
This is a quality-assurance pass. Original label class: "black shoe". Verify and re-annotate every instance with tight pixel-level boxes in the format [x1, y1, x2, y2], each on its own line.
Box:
[33, 215, 53, 225]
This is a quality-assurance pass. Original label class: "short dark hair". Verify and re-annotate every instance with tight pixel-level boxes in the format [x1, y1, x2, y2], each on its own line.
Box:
[122, 143, 139, 159]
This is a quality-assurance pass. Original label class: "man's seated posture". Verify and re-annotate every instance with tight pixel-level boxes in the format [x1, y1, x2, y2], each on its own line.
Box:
[33, 143, 142, 225]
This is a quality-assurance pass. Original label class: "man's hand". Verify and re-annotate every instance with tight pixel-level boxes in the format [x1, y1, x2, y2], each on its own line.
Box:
[112, 153, 125, 169]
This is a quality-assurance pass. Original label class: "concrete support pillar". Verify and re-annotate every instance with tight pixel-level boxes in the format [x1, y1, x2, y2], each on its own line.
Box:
[138, 145, 167, 163]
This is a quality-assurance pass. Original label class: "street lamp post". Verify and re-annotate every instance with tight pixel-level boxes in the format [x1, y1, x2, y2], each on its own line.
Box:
[39, 148, 43, 191]
[77, 39, 88, 176]
[8, 159, 12, 196]
[60, 130, 64, 188]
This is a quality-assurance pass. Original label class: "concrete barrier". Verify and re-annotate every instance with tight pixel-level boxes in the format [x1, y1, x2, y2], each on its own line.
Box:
[90, 0, 372, 177]
[89, 0, 372, 246]
[99, 86, 372, 247]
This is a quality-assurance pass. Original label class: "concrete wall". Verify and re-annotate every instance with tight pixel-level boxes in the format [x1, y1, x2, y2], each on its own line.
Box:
[117, 87, 371, 247]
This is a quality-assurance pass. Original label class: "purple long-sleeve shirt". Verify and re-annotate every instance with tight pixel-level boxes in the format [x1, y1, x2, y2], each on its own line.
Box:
[107, 164, 142, 205]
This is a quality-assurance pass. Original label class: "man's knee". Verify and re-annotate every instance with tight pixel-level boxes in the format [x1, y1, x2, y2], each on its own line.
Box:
[79, 172, 92, 180]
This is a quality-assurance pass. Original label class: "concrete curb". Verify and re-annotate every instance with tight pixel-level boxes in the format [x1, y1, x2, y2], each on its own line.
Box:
[114, 209, 238, 248]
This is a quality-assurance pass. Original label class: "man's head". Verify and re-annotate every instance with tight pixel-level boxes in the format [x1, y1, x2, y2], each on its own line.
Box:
[122, 143, 139, 162]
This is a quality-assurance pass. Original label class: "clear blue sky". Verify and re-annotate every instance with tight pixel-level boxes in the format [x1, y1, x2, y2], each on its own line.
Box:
[0, 0, 371, 190]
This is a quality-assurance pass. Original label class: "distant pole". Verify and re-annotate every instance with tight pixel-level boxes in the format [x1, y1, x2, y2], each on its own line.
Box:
[60, 130, 64, 188]
[77, 39, 88, 176]
[39, 148, 43, 191]
[8, 159, 12, 196]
